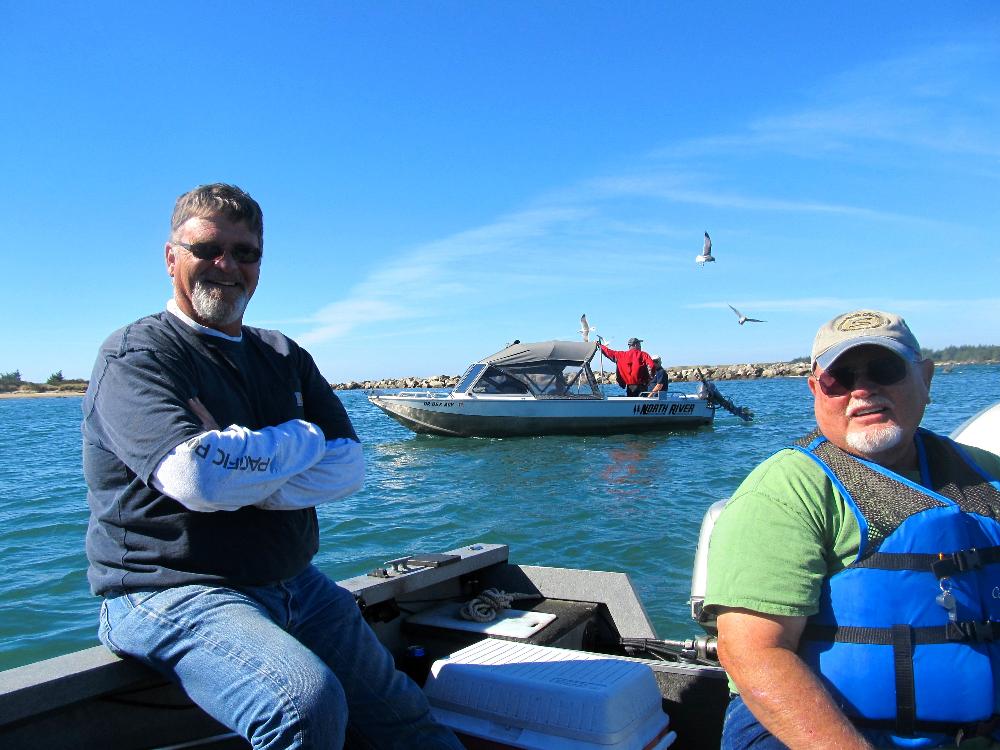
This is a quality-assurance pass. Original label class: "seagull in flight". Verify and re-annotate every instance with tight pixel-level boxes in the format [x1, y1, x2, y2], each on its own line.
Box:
[728, 304, 766, 325]
[579, 314, 593, 342]
[696, 232, 716, 265]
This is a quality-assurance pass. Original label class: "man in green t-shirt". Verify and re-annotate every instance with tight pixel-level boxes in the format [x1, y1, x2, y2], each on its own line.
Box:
[704, 310, 1000, 750]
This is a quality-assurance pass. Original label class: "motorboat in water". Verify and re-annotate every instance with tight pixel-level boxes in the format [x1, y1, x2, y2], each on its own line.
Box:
[368, 340, 730, 438]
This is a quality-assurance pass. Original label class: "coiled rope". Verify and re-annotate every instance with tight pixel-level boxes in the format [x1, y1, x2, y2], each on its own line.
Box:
[459, 588, 542, 622]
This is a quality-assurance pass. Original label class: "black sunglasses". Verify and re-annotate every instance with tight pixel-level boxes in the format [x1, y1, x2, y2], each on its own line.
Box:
[172, 241, 262, 264]
[815, 354, 911, 397]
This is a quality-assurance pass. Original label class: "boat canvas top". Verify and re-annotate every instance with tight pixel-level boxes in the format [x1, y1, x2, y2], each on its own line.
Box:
[478, 340, 599, 367]
[451, 339, 604, 400]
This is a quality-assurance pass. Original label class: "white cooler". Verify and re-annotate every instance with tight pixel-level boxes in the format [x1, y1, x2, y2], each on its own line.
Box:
[423, 638, 676, 750]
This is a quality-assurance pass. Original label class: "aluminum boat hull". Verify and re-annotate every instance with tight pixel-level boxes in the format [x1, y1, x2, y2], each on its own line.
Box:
[368, 392, 715, 437]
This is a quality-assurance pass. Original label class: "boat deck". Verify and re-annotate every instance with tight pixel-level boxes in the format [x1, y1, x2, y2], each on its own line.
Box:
[0, 544, 728, 749]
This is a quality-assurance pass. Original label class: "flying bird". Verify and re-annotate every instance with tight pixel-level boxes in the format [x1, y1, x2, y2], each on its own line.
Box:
[696, 232, 716, 265]
[728, 305, 766, 325]
[579, 314, 593, 342]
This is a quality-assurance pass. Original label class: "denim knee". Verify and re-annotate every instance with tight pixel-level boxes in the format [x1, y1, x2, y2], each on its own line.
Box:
[252, 666, 348, 750]
[98, 587, 352, 750]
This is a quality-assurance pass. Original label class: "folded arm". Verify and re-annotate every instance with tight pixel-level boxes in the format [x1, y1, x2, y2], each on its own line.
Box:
[151, 416, 329, 512]
[716, 608, 873, 750]
[255, 437, 364, 511]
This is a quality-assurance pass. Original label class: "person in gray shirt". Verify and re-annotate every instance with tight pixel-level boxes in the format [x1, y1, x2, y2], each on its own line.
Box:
[83, 183, 462, 750]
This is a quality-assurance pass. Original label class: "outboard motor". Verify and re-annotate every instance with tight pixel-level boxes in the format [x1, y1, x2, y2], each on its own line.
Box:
[689, 498, 729, 634]
[620, 498, 733, 666]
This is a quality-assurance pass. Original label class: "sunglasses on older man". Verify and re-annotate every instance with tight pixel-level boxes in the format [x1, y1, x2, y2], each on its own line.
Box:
[815, 354, 911, 397]
[172, 241, 262, 264]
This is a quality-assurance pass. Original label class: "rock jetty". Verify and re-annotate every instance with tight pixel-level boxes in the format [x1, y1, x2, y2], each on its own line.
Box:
[331, 361, 812, 391]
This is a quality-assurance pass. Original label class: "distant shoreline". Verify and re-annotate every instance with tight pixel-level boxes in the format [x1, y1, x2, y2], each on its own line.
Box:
[329, 359, 996, 391]
[1, 360, 993, 398]
[0, 390, 87, 399]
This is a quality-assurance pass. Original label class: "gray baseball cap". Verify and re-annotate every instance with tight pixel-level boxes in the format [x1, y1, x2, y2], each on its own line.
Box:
[627, 337, 642, 346]
[811, 310, 921, 370]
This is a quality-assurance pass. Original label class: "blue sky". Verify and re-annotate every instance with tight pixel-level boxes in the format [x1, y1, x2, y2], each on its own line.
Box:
[2, 3, 998, 384]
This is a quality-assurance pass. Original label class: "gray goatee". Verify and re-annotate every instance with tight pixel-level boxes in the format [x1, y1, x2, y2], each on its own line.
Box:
[846, 423, 904, 456]
[191, 280, 249, 328]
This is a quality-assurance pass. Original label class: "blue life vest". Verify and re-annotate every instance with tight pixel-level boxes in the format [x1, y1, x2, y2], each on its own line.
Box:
[793, 429, 1000, 740]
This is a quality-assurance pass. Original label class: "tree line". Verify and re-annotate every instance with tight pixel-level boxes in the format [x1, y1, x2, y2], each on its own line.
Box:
[789, 345, 999, 366]
[0, 370, 89, 393]
[920, 344, 1000, 362]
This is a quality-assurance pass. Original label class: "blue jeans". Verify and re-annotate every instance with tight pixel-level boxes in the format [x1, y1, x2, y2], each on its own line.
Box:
[721, 695, 982, 749]
[99, 565, 463, 750]
[722, 695, 789, 750]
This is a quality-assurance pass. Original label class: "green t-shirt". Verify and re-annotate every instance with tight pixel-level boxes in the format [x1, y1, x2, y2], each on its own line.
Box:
[704, 440, 1000, 702]
[704, 442, 1000, 618]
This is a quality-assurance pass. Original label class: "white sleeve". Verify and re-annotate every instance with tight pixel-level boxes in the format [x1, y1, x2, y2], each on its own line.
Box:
[255, 438, 365, 511]
[151, 419, 327, 512]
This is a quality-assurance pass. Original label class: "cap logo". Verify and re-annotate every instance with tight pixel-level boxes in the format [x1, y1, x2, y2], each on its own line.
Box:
[836, 311, 888, 333]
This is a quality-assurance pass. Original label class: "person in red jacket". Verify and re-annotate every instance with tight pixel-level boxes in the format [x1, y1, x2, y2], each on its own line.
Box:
[597, 336, 656, 396]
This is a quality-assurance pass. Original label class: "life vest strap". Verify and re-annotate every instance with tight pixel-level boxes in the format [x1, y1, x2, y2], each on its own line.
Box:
[892, 624, 917, 736]
[850, 544, 1000, 576]
[805, 621, 1000, 644]
[949, 620, 998, 643]
[932, 546, 1000, 577]
[853, 715, 1000, 740]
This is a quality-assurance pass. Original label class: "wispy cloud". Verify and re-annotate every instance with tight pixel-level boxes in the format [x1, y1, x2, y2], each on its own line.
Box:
[656, 41, 1000, 162]
[587, 176, 922, 222]
[686, 298, 856, 312]
[295, 38, 999, 353]
[295, 205, 605, 345]
[687, 297, 1000, 314]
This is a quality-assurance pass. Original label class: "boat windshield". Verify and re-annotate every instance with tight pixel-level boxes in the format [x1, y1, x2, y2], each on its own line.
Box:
[470, 362, 599, 398]
[470, 366, 532, 395]
[454, 364, 487, 393]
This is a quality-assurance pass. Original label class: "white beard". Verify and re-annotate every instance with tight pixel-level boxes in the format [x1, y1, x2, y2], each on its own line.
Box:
[845, 423, 904, 456]
[191, 280, 249, 328]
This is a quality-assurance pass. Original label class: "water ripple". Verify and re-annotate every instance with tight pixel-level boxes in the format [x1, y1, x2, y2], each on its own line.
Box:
[2, 369, 999, 670]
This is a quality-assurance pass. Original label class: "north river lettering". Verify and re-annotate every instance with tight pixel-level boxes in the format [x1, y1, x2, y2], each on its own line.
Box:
[633, 403, 697, 416]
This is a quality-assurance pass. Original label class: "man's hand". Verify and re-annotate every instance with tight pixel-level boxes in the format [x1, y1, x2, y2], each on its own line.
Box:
[716, 608, 873, 749]
[188, 397, 220, 431]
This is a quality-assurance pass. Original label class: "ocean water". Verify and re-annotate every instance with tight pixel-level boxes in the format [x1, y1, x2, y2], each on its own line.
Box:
[1, 365, 997, 672]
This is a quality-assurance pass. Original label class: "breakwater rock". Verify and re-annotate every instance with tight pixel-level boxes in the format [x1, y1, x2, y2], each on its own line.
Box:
[331, 361, 812, 391]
